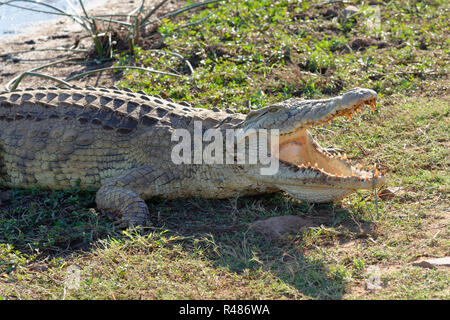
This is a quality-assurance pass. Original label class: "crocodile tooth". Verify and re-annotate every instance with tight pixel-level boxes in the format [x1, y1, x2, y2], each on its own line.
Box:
[370, 99, 376, 112]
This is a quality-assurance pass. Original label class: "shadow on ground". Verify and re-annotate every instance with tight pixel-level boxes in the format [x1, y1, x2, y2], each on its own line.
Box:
[0, 189, 375, 299]
[145, 193, 375, 299]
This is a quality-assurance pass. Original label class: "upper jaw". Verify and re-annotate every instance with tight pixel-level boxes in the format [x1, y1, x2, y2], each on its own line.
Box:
[276, 87, 378, 134]
[242, 88, 376, 132]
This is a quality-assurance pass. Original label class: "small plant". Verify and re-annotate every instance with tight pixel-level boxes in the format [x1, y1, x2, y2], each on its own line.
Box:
[1, 0, 224, 91]
[1, 0, 110, 58]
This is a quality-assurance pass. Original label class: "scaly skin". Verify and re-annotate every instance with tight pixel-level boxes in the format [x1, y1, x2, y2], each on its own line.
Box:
[0, 86, 386, 227]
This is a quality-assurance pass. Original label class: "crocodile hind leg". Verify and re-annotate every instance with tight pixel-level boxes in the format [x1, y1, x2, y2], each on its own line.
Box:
[95, 165, 175, 228]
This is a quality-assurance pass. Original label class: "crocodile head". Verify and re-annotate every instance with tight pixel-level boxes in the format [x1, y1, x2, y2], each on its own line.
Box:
[239, 88, 386, 202]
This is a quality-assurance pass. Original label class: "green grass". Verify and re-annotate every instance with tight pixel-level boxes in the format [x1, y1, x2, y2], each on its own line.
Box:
[0, 0, 449, 300]
[117, 0, 449, 109]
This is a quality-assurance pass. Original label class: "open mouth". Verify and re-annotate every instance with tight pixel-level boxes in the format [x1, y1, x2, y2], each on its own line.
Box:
[274, 97, 385, 184]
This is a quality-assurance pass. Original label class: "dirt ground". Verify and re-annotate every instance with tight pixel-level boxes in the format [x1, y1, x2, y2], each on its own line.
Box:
[0, 0, 182, 90]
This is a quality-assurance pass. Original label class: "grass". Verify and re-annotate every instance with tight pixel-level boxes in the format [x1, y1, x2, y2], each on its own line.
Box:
[117, 0, 449, 108]
[0, 0, 449, 300]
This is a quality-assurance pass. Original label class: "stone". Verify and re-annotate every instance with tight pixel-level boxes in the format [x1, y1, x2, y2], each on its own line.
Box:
[339, 5, 360, 24]
[250, 215, 314, 240]
[413, 257, 450, 269]
[378, 187, 404, 200]
[0, 190, 12, 205]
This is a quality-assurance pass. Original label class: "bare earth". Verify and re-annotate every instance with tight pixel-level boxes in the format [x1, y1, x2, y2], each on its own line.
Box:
[0, 0, 182, 90]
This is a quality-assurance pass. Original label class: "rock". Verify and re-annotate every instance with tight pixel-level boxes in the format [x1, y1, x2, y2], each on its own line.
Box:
[413, 257, 450, 269]
[250, 215, 314, 240]
[343, 5, 360, 17]
[378, 187, 404, 200]
[37, 36, 49, 42]
[339, 5, 360, 24]
[0, 190, 12, 205]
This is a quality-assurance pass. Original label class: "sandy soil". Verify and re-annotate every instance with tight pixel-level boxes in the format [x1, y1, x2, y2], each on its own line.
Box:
[0, 0, 182, 90]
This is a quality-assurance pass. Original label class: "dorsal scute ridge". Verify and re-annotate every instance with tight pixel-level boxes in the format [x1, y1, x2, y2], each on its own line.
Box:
[0, 87, 198, 134]
[0, 87, 239, 134]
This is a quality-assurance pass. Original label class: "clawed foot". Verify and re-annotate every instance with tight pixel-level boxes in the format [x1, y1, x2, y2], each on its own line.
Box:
[102, 208, 151, 230]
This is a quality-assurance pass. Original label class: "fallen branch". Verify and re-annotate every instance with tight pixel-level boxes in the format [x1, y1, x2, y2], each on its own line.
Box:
[150, 49, 194, 75]
[142, 0, 224, 27]
[141, 0, 171, 26]
[368, 70, 448, 80]
[0, 48, 88, 58]
[174, 14, 212, 31]
[8, 72, 74, 91]
[5, 57, 83, 91]
[62, 66, 183, 83]
[372, 171, 379, 220]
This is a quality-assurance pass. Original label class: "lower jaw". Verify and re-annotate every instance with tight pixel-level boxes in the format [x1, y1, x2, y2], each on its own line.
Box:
[281, 186, 355, 203]
[276, 130, 381, 181]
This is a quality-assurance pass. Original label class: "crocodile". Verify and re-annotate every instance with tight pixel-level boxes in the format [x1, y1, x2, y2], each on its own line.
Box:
[0, 86, 386, 227]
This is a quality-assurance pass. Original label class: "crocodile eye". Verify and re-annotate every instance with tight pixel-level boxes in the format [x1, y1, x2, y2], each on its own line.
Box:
[245, 105, 284, 121]
[246, 110, 262, 120]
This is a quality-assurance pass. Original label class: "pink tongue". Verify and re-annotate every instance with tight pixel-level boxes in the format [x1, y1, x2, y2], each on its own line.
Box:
[278, 141, 309, 165]
[278, 140, 354, 177]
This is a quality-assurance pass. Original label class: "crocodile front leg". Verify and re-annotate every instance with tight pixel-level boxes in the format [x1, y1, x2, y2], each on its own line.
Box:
[96, 185, 149, 228]
[95, 165, 174, 228]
